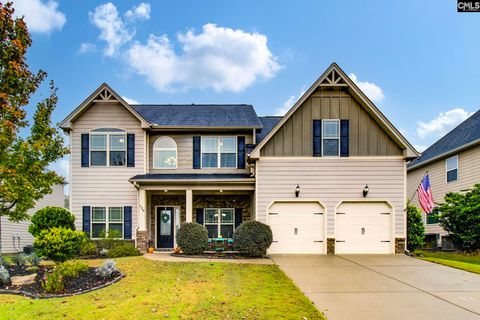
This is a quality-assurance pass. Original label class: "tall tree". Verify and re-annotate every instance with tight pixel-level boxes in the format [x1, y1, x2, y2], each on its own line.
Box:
[0, 2, 68, 225]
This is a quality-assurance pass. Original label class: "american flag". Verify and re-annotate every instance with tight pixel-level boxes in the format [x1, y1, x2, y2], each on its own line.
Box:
[417, 174, 434, 214]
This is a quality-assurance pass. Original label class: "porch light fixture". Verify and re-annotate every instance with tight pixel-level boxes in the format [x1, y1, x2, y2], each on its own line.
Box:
[164, 189, 168, 193]
[363, 185, 369, 198]
[219, 189, 223, 193]
[295, 185, 300, 198]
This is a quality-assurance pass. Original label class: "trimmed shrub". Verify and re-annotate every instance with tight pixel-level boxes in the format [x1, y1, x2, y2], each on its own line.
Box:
[176, 223, 209, 255]
[0, 256, 7, 267]
[95, 260, 118, 278]
[79, 241, 98, 257]
[407, 204, 425, 252]
[10, 253, 28, 267]
[26, 253, 41, 267]
[42, 271, 64, 293]
[234, 221, 273, 257]
[0, 265, 10, 285]
[29, 206, 76, 237]
[57, 260, 89, 278]
[34, 227, 87, 262]
[106, 243, 140, 258]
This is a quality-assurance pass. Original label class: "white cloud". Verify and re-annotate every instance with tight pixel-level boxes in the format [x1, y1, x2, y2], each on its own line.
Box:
[121, 96, 139, 104]
[348, 73, 385, 103]
[78, 42, 97, 54]
[416, 108, 473, 139]
[126, 23, 280, 92]
[275, 88, 306, 115]
[13, 0, 66, 34]
[48, 157, 69, 181]
[89, 2, 134, 56]
[413, 144, 427, 152]
[125, 3, 151, 21]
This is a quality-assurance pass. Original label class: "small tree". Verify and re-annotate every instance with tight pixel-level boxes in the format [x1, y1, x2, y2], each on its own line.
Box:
[29, 206, 76, 237]
[438, 184, 480, 251]
[34, 228, 87, 262]
[176, 223, 208, 255]
[406, 203, 425, 252]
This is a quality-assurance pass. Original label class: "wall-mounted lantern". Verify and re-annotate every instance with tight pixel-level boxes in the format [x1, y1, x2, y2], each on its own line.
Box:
[295, 185, 301, 198]
[363, 185, 369, 198]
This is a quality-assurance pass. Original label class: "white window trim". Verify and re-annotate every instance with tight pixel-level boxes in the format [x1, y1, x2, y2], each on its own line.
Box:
[200, 136, 237, 169]
[203, 208, 235, 238]
[90, 130, 127, 167]
[91, 206, 124, 239]
[446, 155, 459, 183]
[153, 136, 178, 169]
[321, 119, 340, 157]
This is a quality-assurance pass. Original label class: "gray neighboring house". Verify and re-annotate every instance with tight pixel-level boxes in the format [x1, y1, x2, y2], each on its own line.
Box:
[0, 183, 65, 254]
[60, 63, 417, 254]
[407, 110, 480, 249]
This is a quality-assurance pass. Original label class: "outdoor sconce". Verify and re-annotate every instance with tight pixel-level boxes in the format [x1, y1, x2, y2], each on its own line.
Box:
[363, 185, 369, 198]
[295, 185, 301, 198]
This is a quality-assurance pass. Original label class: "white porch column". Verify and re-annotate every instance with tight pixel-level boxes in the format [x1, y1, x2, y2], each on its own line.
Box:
[138, 188, 147, 230]
[186, 189, 193, 222]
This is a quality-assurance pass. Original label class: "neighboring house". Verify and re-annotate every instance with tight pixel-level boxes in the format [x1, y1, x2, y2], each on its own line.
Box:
[407, 110, 480, 249]
[60, 63, 417, 254]
[0, 183, 65, 254]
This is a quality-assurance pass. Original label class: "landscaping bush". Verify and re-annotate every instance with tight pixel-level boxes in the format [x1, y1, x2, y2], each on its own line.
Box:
[42, 271, 64, 293]
[106, 243, 140, 258]
[95, 260, 117, 278]
[26, 253, 41, 267]
[437, 184, 480, 251]
[0, 265, 10, 285]
[29, 206, 76, 237]
[34, 227, 87, 262]
[79, 241, 98, 257]
[57, 260, 89, 278]
[10, 253, 28, 267]
[0, 256, 7, 267]
[234, 221, 273, 257]
[407, 203, 425, 252]
[176, 223, 209, 255]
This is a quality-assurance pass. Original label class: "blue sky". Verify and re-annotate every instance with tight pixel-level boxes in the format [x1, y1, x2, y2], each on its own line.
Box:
[11, 0, 480, 178]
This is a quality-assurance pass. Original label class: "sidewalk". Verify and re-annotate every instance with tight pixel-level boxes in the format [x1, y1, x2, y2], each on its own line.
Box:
[143, 252, 274, 265]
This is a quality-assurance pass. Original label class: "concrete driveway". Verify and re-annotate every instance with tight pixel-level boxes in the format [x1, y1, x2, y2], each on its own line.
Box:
[272, 254, 480, 320]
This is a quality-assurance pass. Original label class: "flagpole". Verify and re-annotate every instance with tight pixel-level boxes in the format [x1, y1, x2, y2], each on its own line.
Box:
[407, 171, 429, 205]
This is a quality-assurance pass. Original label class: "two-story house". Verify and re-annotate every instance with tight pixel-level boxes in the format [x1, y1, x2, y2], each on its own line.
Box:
[60, 63, 418, 254]
[407, 110, 480, 249]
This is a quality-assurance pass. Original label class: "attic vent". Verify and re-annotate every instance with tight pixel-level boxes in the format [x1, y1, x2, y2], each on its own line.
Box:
[320, 69, 347, 87]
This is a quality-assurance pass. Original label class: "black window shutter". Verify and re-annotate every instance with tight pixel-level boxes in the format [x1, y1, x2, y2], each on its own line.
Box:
[81, 134, 89, 167]
[193, 136, 201, 169]
[313, 120, 322, 157]
[127, 134, 135, 167]
[124, 206, 132, 239]
[340, 120, 349, 157]
[82, 206, 91, 235]
[196, 208, 204, 224]
[237, 136, 245, 169]
[235, 208, 243, 228]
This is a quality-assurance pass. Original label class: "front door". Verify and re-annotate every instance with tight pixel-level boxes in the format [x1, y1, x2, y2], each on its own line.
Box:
[157, 207, 174, 248]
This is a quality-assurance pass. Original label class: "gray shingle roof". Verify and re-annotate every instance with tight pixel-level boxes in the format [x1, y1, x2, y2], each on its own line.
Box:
[256, 116, 283, 143]
[131, 104, 262, 128]
[130, 174, 253, 181]
[408, 110, 480, 169]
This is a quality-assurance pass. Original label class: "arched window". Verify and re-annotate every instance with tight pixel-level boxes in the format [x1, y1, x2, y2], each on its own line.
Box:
[153, 136, 177, 169]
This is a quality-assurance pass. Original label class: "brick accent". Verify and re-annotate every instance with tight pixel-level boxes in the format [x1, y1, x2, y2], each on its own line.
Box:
[327, 238, 335, 254]
[136, 230, 148, 253]
[395, 238, 406, 254]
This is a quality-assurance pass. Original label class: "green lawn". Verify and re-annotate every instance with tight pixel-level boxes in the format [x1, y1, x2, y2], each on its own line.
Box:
[416, 250, 480, 274]
[0, 256, 325, 320]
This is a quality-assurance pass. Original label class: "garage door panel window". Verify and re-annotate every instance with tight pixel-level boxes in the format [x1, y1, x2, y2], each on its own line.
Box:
[203, 208, 235, 238]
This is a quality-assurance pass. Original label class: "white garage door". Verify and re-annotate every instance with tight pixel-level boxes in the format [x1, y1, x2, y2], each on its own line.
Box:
[268, 202, 325, 254]
[335, 202, 392, 254]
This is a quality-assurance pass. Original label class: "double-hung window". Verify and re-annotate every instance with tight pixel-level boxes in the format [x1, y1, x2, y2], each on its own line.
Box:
[446, 155, 458, 182]
[201, 137, 237, 168]
[203, 208, 235, 238]
[91, 206, 124, 238]
[322, 120, 340, 156]
[90, 129, 126, 166]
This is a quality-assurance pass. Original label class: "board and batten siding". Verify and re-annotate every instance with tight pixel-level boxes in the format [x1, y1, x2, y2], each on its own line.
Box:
[256, 158, 406, 236]
[70, 102, 145, 233]
[261, 87, 403, 157]
[1, 184, 64, 254]
[407, 144, 480, 236]
[148, 133, 253, 174]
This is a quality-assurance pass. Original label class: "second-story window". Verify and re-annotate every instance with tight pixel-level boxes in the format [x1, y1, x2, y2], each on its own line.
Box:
[201, 137, 237, 168]
[90, 129, 126, 166]
[322, 120, 340, 156]
[446, 155, 458, 182]
[153, 136, 177, 169]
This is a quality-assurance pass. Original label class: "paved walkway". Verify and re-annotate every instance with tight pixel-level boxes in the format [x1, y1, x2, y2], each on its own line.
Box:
[143, 252, 274, 264]
[272, 254, 480, 320]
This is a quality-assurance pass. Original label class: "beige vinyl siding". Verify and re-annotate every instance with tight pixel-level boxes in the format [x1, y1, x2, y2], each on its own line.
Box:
[261, 87, 403, 157]
[148, 133, 252, 174]
[70, 102, 145, 233]
[1, 184, 64, 254]
[256, 158, 406, 236]
[407, 145, 480, 235]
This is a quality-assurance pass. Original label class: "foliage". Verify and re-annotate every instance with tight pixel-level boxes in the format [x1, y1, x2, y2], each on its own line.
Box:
[56, 260, 89, 278]
[79, 241, 97, 257]
[0, 256, 7, 267]
[0, 2, 69, 222]
[10, 253, 27, 267]
[415, 250, 480, 265]
[176, 223, 209, 255]
[29, 206, 76, 237]
[42, 270, 64, 293]
[406, 204, 425, 251]
[26, 253, 41, 267]
[0, 265, 10, 285]
[96, 229, 124, 250]
[95, 260, 118, 278]
[437, 184, 480, 251]
[234, 221, 273, 257]
[106, 243, 140, 258]
[34, 227, 87, 262]
[100, 249, 108, 256]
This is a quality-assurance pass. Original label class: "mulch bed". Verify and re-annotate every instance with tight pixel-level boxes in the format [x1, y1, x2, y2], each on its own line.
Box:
[0, 265, 124, 299]
[170, 253, 266, 260]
